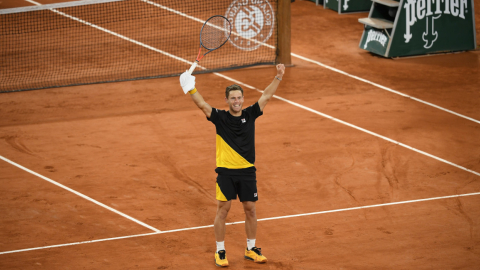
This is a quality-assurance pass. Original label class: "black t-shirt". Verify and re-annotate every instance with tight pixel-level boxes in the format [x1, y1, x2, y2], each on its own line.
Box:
[207, 102, 263, 175]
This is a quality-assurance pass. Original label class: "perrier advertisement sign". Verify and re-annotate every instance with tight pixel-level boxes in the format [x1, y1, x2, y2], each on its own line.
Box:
[389, 0, 476, 57]
[360, 0, 476, 57]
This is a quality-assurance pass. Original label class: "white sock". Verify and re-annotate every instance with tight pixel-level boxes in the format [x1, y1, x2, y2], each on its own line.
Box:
[247, 239, 256, 250]
[216, 241, 225, 252]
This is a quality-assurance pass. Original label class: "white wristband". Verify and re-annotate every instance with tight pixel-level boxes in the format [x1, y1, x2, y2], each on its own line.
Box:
[275, 76, 282, 81]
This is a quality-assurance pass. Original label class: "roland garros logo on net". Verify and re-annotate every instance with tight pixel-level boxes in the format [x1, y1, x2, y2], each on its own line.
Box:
[226, 0, 275, 51]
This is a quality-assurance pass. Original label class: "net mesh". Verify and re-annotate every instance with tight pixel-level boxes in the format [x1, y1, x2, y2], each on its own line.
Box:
[0, 0, 278, 93]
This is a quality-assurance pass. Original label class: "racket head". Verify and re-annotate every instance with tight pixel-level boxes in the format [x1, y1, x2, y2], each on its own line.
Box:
[200, 15, 232, 51]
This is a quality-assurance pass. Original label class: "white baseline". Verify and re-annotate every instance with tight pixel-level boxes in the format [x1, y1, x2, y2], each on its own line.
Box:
[1, 191, 480, 255]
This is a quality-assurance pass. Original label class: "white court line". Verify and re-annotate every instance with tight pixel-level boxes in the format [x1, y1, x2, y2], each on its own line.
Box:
[0, 155, 161, 233]
[290, 53, 480, 125]
[2, 191, 480, 255]
[0, 232, 159, 255]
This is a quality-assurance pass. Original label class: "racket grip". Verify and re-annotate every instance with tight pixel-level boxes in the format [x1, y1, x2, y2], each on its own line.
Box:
[188, 61, 198, 75]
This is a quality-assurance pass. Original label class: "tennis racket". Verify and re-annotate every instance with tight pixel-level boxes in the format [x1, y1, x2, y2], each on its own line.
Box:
[188, 15, 232, 74]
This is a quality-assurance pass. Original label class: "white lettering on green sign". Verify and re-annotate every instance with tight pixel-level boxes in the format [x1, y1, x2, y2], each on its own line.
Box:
[404, 0, 468, 45]
[364, 29, 388, 49]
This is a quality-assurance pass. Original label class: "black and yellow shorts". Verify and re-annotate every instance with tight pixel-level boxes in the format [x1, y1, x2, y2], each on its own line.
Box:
[216, 174, 258, 202]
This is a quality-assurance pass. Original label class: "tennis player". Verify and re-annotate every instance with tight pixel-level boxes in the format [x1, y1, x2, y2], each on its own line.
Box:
[180, 64, 285, 267]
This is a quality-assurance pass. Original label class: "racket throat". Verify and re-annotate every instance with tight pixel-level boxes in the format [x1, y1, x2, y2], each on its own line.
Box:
[196, 48, 205, 61]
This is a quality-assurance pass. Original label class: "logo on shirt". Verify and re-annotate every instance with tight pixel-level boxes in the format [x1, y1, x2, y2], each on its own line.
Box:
[241, 118, 246, 123]
[254, 193, 257, 197]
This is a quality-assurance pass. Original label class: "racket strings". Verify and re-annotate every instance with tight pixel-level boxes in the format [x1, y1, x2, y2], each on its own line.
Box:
[200, 16, 230, 50]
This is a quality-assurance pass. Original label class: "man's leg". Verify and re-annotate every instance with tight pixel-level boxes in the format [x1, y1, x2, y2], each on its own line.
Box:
[214, 200, 231, 267]
[243, 201, 267, 263]
[242, 201, 257, 240]
[214, 200, 231, 242]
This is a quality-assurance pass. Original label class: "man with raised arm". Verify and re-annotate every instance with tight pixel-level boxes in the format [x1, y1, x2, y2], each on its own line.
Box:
[179, 64, 285, 267]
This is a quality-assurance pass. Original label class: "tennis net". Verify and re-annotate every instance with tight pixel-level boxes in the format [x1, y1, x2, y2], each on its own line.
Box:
[0, 0, 280, 93]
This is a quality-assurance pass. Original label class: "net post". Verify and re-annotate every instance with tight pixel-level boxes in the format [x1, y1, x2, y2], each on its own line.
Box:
[276, 0, 292, 66]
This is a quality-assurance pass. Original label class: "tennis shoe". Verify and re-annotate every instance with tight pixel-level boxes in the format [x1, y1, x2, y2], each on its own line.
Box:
[215, 250, 229, 267]
[244, 247, 267, 263]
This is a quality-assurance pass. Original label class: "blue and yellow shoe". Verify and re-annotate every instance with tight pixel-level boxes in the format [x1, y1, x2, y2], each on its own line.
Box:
[244, 247, 267, 263]
[215, 250, 229, 267]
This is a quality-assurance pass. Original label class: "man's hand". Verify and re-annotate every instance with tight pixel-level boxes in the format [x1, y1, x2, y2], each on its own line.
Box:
[180, 71, 196, 94]
[276, 64, 285, 80]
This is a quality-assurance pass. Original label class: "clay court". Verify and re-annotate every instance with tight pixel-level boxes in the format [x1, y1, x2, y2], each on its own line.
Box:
[1, 0, 480, 269]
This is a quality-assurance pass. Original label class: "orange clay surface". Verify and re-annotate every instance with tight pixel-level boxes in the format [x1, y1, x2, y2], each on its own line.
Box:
[0, 0, 479, 269]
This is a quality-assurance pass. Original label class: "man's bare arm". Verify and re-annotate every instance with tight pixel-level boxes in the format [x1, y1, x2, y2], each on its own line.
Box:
[190, 89, 213, 118]
[258, 64, 285, 111]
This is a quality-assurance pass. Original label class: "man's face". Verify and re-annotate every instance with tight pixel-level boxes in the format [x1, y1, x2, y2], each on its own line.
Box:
[226, 90, 244, 114]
